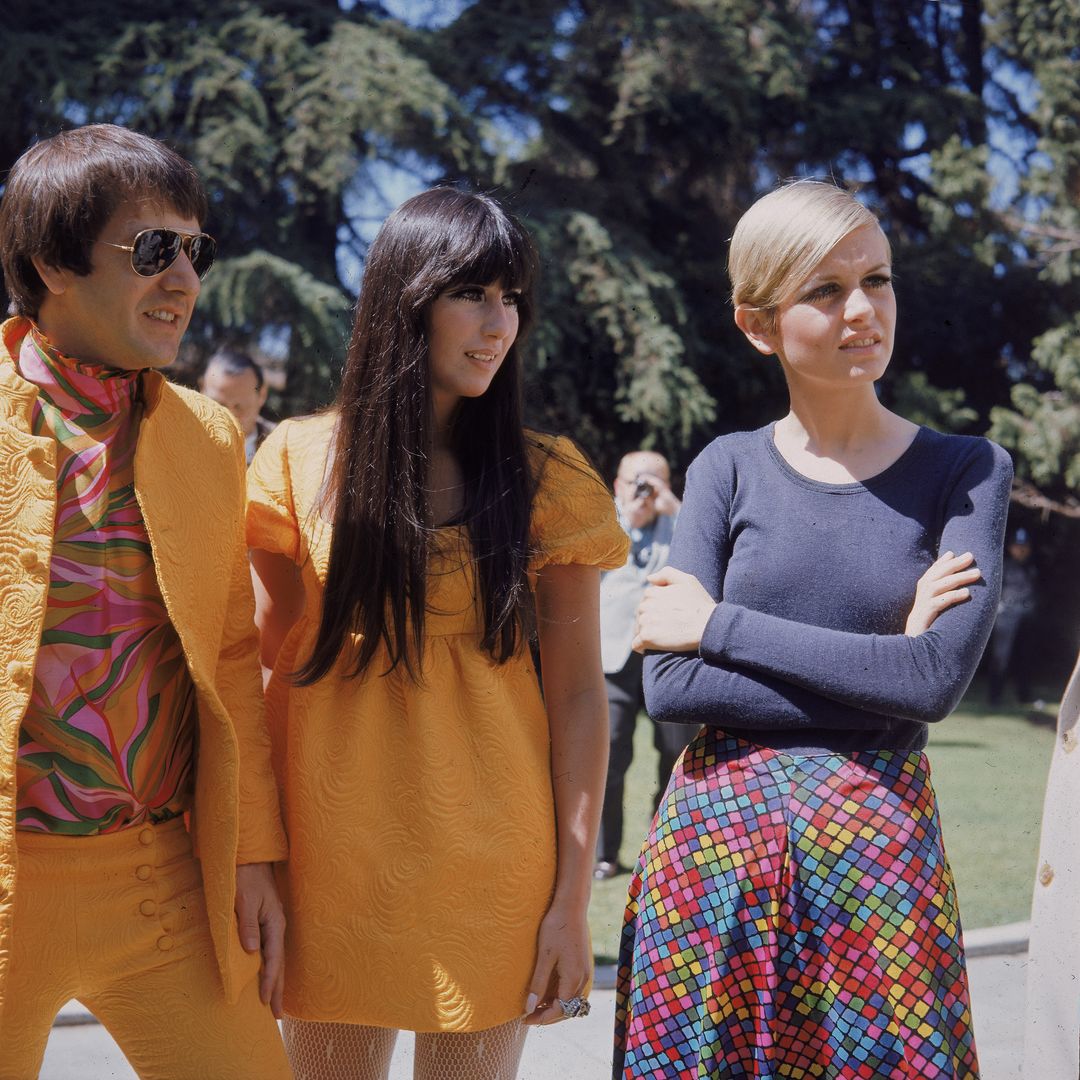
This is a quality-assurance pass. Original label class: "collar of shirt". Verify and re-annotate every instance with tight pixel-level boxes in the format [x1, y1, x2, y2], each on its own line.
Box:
[18, 322, 140, 418]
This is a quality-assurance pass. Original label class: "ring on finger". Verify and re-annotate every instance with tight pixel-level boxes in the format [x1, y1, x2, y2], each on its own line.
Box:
[557, 995, 591, 1019]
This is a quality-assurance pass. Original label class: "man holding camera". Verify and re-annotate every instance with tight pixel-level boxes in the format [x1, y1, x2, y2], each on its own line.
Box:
[594, 451, 698, 880]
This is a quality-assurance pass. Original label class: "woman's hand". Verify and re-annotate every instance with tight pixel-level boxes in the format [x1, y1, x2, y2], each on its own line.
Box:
[523, 900, 592, 1025]
[632, 567, 716, 653]
[905, 551, 982, 637]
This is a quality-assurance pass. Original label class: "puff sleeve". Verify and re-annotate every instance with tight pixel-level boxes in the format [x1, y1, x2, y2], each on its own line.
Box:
[528, 436, 629, 571]
[246, 420, 302, 561]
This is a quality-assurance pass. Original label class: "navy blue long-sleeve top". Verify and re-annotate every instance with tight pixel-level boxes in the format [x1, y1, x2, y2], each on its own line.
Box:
[643, 423, 1013, 753]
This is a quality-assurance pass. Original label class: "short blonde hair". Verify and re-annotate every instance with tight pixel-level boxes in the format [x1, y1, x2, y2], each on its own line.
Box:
[728, 180, 888, 313]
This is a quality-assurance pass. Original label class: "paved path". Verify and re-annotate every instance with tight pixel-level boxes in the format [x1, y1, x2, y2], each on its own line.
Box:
[969, 950, 1025, 1080]
[38, 947, 1026, 1079]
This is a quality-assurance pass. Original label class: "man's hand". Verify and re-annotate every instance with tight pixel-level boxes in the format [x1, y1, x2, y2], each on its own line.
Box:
[621, 472, 681, 529]
[235, 861, 286, 1018]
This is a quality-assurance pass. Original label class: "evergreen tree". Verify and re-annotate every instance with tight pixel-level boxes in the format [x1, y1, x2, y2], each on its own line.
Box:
[986, 0, 1080, 520]
[1, 0, 483, 410]
[0, 0, 1076, 508]
[424, 0, 1055, 474]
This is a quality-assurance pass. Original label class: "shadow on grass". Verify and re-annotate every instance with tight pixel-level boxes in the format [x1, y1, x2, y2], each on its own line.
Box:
[1024, 710, 1057, 729]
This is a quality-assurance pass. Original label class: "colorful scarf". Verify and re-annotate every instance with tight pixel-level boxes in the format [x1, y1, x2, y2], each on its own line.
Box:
[15, 324, 196, 834]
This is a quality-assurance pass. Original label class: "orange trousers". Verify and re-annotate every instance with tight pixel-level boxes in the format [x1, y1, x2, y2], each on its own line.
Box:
[0, 819, 292, 1080]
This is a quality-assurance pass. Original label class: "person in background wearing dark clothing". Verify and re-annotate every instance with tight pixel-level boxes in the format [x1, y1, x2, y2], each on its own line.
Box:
[201, 348, 276, 463]
[987, 527, 1038, 705]
[595, 451, 697, 881]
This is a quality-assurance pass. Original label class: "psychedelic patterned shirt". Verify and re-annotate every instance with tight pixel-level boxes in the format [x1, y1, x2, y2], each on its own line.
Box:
[15, 324, 196, 834]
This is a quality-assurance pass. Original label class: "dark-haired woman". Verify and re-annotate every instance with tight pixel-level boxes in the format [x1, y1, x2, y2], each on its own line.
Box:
[247, 188, 627, 1080]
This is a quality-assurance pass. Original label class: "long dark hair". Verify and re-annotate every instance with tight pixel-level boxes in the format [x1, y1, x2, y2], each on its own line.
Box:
[296, 187, 539, 685]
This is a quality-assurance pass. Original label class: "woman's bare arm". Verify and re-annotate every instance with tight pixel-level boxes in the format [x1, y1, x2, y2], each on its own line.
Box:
[524, 563, 608, 1025]
[249, 548, 306, 686]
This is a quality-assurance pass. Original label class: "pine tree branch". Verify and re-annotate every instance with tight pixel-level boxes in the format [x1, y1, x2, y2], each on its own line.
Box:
[999, 214, 1080, 248]
[1010, 480, 1080, 520]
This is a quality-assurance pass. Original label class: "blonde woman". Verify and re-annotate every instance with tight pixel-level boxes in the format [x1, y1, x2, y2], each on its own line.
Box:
[615, 180, 1012, 1078]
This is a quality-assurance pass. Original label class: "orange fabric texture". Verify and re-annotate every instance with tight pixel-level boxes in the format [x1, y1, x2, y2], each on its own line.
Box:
[247, 415, 628, 1032]
[0, 820, 291, 1079]
[0, 316, 287, 1007]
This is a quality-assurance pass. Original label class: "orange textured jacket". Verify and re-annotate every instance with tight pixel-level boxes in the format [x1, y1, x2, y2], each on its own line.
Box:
[0, 317, 286, 1006]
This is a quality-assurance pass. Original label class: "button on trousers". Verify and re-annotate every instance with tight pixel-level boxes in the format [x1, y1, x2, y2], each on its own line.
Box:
[0, 818, 291, 1079]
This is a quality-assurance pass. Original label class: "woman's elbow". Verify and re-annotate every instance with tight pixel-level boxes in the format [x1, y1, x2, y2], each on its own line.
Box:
[902, 678, 968, 724]
[897, 636, 974, 723]
[643, 659, 690, 724]
[644, 686, 680, 724]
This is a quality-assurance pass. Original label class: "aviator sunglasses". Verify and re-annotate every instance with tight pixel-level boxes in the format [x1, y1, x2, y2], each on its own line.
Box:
[100, 228, 217, 280]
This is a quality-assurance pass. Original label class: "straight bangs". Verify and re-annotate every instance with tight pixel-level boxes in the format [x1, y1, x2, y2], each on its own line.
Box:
[425, 195, 538, 335]
[110, 160, 207, 227]
[31, 125, 208, 256]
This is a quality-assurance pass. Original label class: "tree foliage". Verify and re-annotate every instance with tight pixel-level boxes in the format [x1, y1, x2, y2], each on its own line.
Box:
[1, 0, 488, 409]
[0, 0, 1076, 503]
[984, 0, 1080, 519]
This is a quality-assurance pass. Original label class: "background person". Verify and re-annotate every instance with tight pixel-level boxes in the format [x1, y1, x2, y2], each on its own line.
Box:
[200, 347, 276, 463]
[0, 124, 289, 1078]
[615, 179, 1011, 1078]
[247, 187, 627, 1079]
[595, 450, 697, 880]
[986, 525, 1038, 705]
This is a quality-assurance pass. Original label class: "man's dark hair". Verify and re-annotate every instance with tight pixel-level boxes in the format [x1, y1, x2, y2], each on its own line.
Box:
[0, 124, 208, 317]
[205, 348, 265, 391]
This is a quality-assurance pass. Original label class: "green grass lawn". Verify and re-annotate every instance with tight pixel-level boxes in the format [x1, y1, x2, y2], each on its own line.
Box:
[588, 690, 1057, 965]
[927, 690, 1056, 928]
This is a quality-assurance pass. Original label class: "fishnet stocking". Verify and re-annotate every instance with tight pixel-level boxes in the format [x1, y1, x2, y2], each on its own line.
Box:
[282, 1016, 528, 1080]
[414, 1018, 527, 1080]
[282, 1017, 397, 1080]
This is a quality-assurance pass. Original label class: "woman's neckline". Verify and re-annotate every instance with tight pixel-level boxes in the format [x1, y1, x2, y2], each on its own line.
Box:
[764, 421, 928, 492]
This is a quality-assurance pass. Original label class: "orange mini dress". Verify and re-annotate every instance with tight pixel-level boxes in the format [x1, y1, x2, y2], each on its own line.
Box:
[246, 414, 628, 1032]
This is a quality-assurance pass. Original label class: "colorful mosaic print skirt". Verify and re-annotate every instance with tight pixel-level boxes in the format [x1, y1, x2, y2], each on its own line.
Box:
[614, 731, 979, 1079]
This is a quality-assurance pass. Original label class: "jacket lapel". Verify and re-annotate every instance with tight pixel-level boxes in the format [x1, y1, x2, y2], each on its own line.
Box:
[133, 378, 232, 677]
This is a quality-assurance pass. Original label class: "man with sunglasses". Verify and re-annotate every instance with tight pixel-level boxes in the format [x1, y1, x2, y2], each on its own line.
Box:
[0, 124, 291, 1077]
